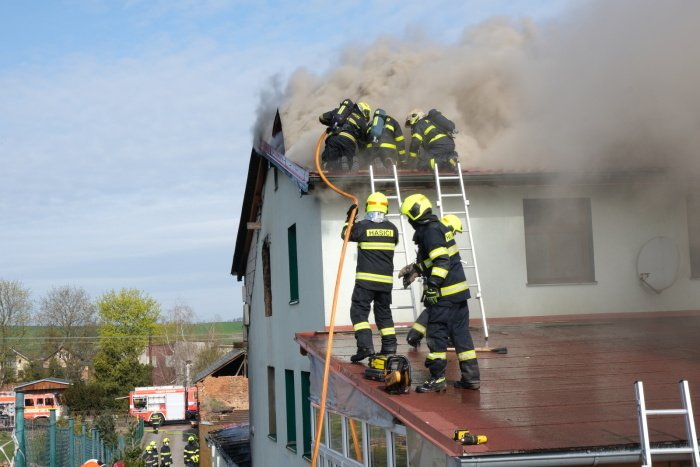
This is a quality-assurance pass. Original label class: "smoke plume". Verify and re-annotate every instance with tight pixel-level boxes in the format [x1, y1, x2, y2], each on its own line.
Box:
[256, 0, 700, 177]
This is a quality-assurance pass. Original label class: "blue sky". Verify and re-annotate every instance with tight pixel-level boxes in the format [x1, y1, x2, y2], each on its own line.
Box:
[0, 0, 577, 321]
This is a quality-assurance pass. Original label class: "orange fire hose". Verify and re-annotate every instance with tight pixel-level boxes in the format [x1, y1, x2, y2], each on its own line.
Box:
[310, 132, 359, 467]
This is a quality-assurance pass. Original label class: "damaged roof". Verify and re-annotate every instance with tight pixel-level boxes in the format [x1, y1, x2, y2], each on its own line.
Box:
[295, 311, 700, 464]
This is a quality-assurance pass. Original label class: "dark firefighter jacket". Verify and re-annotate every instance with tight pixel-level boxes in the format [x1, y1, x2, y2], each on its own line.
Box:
[183, 441, 199, 463]
[160, 445, 172, 466]
[342, 218, 399, 292]
[408, 117, 455, 160]
[413, 215, 470, 302]
[319, 107, 368, 148]
[365, 114, 406, 157]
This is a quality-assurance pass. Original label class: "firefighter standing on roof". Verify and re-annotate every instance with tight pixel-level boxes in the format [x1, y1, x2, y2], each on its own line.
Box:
[342, 192, 400, 362]
[405, 108, 458, 171]
[363, 109, 407, 170]
[319, 100, 371, 171]
[400, 194, 480, 393]
[401, 214, 464, 347]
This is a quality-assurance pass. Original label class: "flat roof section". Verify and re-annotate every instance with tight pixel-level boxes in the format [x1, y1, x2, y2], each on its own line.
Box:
[295, 311, 700, 459]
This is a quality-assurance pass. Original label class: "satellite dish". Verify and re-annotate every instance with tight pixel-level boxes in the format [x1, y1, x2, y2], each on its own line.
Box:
[636, 236, 680, 293]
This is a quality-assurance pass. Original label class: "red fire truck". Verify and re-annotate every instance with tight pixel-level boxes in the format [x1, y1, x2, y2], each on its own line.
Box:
[0, 391, 64, 421]
[128, 385, 198, 425]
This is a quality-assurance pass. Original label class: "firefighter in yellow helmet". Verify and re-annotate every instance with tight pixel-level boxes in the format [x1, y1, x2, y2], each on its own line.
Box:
[342, 192, 399, 362]
[319, 99, 372, 171]
[400, 214, 465, 348]
[159, 438, 172, 467]
[183, 435, 199, 466]
[363, 108, 407, 170]
[404, 108, 458, 172]
[399, 195, 480, 392]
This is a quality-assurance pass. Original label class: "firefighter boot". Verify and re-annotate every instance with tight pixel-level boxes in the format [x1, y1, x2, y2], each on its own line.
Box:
[416, 375, 447, 393]
[454, 359, 481, 390]
[351, 347, 375, 363]
[379, 336, 397, 355]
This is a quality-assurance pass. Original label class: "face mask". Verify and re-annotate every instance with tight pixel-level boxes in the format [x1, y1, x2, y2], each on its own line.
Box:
[365, 211, 385, 223]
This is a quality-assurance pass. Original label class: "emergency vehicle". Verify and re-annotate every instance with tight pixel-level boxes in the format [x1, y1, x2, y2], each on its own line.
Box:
[0, 391, 64, 420]
[128, 385, 198, 425]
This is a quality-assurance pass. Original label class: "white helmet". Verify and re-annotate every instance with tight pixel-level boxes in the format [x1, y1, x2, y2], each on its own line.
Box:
[405, 108, 425, 126]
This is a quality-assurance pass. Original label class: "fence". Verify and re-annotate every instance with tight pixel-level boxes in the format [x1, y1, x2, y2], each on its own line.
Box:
[12, 397, 144, 467]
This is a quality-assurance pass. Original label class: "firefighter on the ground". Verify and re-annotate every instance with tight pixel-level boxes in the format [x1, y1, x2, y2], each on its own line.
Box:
[405, 108, 458, 171]
[319, 99, 372, 171]
[143, 443, 158, 467]
[184, 435, 200, 467]
[362, 108, 407, 170]
[399, 195, 480, 392]
[159, 438, 172, 467]
[401, 214, 464, 347]
[342, 192, 400, 362]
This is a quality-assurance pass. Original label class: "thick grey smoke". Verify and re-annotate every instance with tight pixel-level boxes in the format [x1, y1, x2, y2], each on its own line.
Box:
[256, 0, 700, 177]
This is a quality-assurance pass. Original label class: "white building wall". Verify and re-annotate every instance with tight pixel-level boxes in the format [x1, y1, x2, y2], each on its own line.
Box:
[317, 180, 700, 324]
[247, 167, 326, 467]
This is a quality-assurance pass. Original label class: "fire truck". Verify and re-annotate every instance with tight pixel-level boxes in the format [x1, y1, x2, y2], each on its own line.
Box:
[128, 385, 198, 425]
[0, 391, 64, 422]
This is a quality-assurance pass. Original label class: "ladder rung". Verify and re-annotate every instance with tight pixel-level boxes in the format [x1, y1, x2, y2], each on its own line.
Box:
[650, 447, 696, 455]
[443, 211, 467, 215]
[441, 193, 463, 198]
[390, 305, 415, 310]
[373, 177, 395, 182]
[646, 409, 688, 416]
[437, 175, 461, 181]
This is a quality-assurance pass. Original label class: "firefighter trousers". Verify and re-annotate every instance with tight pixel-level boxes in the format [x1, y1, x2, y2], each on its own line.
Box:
[424, 300, 479, 380]
[350, 285, 396, 351]
[322, 134, 356, 170]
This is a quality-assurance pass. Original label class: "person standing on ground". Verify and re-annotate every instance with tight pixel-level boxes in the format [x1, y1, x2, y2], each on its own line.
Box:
[159, 438, 172, 467]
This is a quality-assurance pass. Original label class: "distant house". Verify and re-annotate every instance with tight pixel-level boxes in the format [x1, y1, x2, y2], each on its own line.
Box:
[232, 118, 700, 465]
[139, 341, 236, 386]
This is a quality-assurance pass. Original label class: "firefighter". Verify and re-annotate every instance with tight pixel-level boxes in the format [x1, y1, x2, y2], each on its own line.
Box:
[404, 108, 458, 171]
[183, 435, 199, 467]
[159, 438, 172, 467]
[401, 214, 464, 348]
[342, 192, 400, 362]
[143, 444, 157, 467]
[319, 100, 372, 171]
[399, 195, 480, 392]
[362, 109, 407, 170]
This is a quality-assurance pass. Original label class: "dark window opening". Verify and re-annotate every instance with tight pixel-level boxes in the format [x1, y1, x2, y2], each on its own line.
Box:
[262, 236, 273, 317]
[288, 224, 299, 304]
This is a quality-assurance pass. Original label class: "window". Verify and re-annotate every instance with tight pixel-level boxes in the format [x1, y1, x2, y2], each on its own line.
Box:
[25, 398, 34, 407]
[262, 237, 273, 317]
[134, 397, 147, 410]
[288, 224, 299, 304]
[369, 424, 388, 467]
[329, 412, 343, 453]
[346, 418, 364, 463]
[392, 432, 407, 466]
[523, 198, 595, 284]
[267, 366, 277, 440]
[301, 372, 312, 458]
[688, 195, 700, 278]
[285, 370, 297, 451]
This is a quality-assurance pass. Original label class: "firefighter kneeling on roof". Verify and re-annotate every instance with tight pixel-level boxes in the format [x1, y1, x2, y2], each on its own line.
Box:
[399, 194, 480, 393]
[342, 192, 399, 362]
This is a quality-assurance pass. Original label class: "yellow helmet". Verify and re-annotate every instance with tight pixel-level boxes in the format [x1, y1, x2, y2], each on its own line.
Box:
[188, 435, 195, 442]
[441, 214, 463, 233]
[162, 438, 170, 444]
[357, 101, 372, 120]
[366, 192, 389, 214]
[400, 194, 432, 221]
[405, 108, 425, 126]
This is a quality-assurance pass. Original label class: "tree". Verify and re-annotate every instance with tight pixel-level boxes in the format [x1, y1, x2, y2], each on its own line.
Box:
[38, 285, 97, 380]
[0, 279, 32, 385]
[156, 302, 198, 385]
[192, 323, 227, 376]
[93, 288, 160, 403]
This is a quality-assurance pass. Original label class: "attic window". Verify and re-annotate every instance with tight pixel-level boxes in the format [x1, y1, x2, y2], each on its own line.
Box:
[687, 195, 700, 279]
[523, 198, 595, 285]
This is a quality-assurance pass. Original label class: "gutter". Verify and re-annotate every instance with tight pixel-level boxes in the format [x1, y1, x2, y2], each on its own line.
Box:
[456, 447, 691, 466]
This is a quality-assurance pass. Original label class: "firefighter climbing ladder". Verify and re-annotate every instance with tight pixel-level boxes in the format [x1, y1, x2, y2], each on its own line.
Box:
[433, 162, 490, 347]
[635, 380, 699, 466]
[369, 164, 420, 320]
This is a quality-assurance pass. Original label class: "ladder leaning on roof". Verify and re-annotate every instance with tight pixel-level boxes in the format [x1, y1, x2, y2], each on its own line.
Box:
[369, 164, 421, 321]
[635, 380, 700, 467]
[432, 161, 490, 348]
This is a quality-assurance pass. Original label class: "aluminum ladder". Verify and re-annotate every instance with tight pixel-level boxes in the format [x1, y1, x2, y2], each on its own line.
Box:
[432, 161, 489, 347]
[369, 164, 421, 320]
[635, 380, 700, 466]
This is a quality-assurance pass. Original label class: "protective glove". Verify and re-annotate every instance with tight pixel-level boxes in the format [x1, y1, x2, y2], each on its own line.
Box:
[398, 263, 421, 289]
[406, 328, 424, 347]
[346, 204, 358, 223]
[422, 283, 441, 307]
